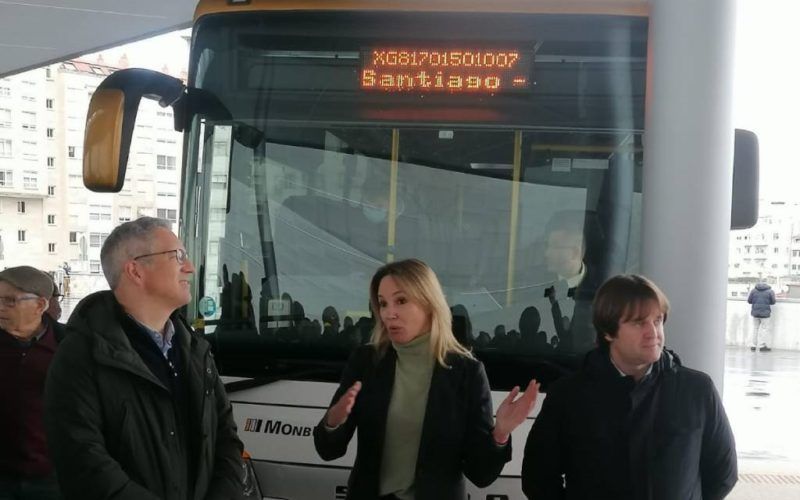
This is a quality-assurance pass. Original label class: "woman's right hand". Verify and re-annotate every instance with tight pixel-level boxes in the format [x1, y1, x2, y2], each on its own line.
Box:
[325, 381, 362, 428]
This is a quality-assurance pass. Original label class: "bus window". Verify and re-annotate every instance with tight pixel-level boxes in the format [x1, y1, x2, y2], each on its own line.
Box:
[183, 10, 646, 387]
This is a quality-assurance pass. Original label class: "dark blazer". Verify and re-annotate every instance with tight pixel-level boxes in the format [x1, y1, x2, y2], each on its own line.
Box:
[314, 344, 511, 500]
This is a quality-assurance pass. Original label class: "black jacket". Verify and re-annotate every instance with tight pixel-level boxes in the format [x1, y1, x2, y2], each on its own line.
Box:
[44, 291, 245, 500]
[522, 348, 737, 500]
[314, 345, 511, 500]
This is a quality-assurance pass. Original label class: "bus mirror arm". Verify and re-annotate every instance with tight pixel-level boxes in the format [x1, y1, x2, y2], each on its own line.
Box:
[179, 89, 265, 149]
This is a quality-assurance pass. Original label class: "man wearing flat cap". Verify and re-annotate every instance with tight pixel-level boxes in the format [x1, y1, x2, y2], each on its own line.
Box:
[0, 266, 65, 499]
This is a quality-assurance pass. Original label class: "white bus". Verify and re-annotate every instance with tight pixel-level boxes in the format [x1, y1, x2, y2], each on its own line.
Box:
[82, 0, 756, 498]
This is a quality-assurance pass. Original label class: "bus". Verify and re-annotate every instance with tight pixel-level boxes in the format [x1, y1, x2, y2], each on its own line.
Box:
[81, 0, 756, 498]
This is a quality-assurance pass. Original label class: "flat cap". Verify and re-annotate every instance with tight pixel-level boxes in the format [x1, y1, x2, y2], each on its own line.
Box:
[0, 266, 54, 299]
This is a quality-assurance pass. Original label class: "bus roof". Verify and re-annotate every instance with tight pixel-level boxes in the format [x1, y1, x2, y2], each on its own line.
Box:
[194, 0, 649, 22]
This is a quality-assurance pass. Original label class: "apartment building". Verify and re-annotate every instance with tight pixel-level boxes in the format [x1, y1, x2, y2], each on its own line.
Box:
[728, 200, 800, 296]
[0, 56, 183, 297]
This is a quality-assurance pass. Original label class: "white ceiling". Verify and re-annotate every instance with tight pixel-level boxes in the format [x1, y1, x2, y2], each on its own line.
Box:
[0, 0, 198, 78]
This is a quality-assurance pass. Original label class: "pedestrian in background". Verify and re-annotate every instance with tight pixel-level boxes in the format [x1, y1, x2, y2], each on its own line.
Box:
[748, 282, 776, 352]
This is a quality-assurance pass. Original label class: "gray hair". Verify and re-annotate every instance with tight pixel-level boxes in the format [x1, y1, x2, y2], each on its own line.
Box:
[101, 217, 173, 289]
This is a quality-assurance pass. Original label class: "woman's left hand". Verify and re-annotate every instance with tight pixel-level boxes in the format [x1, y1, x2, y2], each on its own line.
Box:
[492, 379, 540, 444]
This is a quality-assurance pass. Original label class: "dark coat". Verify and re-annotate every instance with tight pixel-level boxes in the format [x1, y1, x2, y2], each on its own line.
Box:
[44, 291, 245, 500]
[522, 349, 737, 500]
[747, 283, 776, 318]
[313, 345, 511, 500]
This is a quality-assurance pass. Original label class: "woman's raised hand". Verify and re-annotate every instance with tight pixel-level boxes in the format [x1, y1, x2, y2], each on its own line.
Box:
[325, 381, 362, 428]
[492, 379, 540, 444]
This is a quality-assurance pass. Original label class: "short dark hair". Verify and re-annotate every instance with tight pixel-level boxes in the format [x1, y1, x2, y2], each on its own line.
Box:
[592, 274, 670, 348]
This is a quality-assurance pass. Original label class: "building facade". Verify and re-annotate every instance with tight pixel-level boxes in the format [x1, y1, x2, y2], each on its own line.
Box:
[728, 200, 800, 297]
[0, 57, 183, 297]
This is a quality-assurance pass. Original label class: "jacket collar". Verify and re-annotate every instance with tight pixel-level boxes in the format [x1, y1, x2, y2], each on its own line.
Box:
[67, 290, 207, 389]
[583, 347, 681, 381]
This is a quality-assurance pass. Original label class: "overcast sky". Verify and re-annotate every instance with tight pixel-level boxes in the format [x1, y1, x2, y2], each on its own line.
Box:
[90, 2, 796, 203]
[734, 0, 799, 203]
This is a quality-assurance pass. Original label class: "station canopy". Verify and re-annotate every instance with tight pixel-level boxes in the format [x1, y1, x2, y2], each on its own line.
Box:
[0, 0, 197, 77]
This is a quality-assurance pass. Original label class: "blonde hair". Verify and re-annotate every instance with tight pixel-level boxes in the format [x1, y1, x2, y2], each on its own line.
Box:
[369, 258, 473, 367]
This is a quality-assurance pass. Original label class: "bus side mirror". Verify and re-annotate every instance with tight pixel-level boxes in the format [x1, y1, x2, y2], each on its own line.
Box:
[731, 128, 759, 230]
[83, 68, 185, 192]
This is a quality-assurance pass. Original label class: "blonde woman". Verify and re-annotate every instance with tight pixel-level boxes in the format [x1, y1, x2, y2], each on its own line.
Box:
[314, 259, 539, 500]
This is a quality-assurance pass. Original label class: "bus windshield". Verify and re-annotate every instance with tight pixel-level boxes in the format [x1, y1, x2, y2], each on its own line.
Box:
[182, 10, 647, 388]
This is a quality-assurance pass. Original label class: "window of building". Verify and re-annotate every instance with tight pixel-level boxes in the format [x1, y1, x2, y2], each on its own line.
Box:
[45, 67, 52, 80]
[21, 95, 36, 103]
[89, 233, 109, 247]
[46, 128, 54, 138]
[773, 233, 780, 240]
[20, 111, 36, 130]
[0, 108, 10, 128]
[0, 86, 10, 98]
[68, 146, 75, 158]
[18, 230, 26, 242]
[90, 260, 101, 274]
[23, 172, 37, 190]
[157, 208, 178, 222]
[47, 157, 55, 168]
[69, 231, 77, 243]
[0, 170, 12, 187]
[89, 204, 112, 221]
[46, 98, 54, 109]
[156, 154, 177, 170]
[156, 181, 178, 198]
[118, 205, 132, 222]
[0, 139, 11, 157]
[774, 247, 779, 254]
[47, 214, 55, 225]
[48, 243, 56, 253]
[17, 201, 25, 213]
[48, 185, 55, 196]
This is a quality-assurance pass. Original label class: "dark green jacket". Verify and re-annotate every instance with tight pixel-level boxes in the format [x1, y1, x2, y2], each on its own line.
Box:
[44, 291, 245, 500]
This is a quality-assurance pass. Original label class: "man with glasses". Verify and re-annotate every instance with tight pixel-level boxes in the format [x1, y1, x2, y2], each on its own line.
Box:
[0, 266, 65, 499]
[45, 217, 245, 500]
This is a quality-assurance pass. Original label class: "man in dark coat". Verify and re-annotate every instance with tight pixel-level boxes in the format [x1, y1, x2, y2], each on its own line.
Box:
[522, 274, 737, 500]
[0, 266, 65, 499]
[747, 282, 776, 352]
[45, 217, 245, 500]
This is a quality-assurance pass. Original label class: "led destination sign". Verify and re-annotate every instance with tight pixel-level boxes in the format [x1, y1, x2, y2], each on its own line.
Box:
[360, 48, 532, 93]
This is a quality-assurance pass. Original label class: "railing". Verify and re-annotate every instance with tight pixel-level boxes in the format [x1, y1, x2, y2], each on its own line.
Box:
[727, 299, 800, 350]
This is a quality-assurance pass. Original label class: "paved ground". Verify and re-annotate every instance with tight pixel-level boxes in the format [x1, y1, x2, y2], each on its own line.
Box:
[724, 347, 800, 499]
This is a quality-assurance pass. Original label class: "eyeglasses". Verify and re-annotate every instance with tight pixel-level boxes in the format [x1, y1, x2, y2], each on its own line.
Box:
[52, 294, 64, 303]
[133, 248, 189, 265]
[0, 294, 40, 308]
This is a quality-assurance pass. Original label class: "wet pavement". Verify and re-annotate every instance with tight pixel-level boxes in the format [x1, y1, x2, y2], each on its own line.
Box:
[724, 347, 800, 499]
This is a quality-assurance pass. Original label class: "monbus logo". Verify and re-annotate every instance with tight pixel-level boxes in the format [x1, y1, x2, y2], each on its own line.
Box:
[244, 418, 313, 437]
